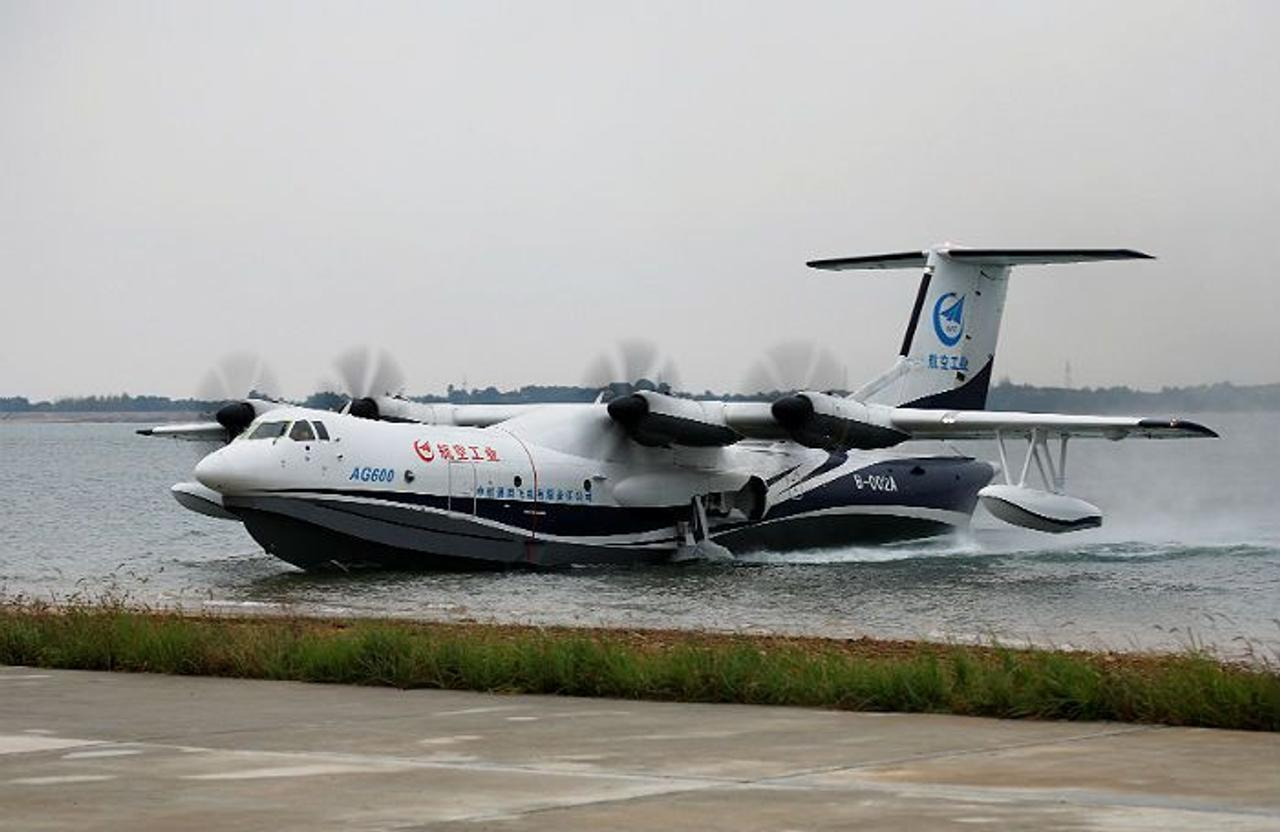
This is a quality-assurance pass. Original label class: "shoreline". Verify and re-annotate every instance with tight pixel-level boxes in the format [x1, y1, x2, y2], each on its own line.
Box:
[7, 593, 1269, 664]
[3, 603, 1275, 731]
[0, 411, 207, 424]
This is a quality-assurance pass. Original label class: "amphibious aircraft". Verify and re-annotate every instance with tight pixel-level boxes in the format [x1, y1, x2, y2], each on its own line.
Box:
[142, 244, 1216, 570]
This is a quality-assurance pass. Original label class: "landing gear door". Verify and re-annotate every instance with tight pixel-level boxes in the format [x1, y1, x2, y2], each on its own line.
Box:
[447, 460, 476, 515]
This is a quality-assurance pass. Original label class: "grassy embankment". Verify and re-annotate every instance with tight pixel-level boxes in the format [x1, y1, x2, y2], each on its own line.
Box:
[1, 602, 1276, 731]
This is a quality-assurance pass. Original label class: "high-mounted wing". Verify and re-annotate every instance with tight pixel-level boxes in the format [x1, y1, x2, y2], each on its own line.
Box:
[137, 399, 289, 442]
[354, 393, 1218, 450]
[340, 397, 544, 427]
[723, 395, 1217, 447]
[887, 409, 1217, 441]
[136, 421, 228, 441]
[722, 402, 788, 440]
[880, 406, 1216, 534]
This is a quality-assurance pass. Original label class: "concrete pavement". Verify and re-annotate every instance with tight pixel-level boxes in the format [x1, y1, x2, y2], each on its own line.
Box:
[0, 666, 1277, 830]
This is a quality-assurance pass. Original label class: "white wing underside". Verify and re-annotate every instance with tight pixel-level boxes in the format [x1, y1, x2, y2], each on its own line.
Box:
[475, 403, 1216, 443]
[136, 421, 226, 440]
[886, 408, 1216, 441]
[137, 402, 1216, 445]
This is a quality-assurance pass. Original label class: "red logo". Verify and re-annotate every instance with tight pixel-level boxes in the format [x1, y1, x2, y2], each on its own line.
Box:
[413, 440, 435, 462]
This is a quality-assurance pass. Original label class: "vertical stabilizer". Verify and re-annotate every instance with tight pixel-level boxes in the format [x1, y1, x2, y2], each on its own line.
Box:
[806, 246, 1152, 410]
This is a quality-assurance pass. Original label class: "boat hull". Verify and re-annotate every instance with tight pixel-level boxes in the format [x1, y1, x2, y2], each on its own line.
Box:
[223, 456, 992, 570]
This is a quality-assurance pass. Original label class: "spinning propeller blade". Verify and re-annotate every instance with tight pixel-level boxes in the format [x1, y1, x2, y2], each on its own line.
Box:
[326, 347, 409, 420]
[582, 338, 681, 396]
[580, 338, 684, 459]
[197, 353, 281, 406]
[333, 346, 406, 400]
[187, 353, 281, 447]
[742, 341, 846, 397]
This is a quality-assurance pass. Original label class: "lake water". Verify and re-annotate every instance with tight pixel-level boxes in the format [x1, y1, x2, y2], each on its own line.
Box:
[1, 414, 1277, 660]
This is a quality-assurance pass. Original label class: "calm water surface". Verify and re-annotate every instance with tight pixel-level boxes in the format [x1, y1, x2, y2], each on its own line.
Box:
[1, 414, 1277, 659]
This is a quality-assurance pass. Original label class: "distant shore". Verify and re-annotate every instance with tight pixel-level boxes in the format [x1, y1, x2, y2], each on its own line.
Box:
[0, 411, 206, 424]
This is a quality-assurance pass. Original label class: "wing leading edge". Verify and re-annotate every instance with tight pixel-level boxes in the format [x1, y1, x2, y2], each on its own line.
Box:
[136, 421, 227, 440]
[372, 399, 1218, 445]
[887, 408, 1217, 441]
[137, 401, 1215, 448]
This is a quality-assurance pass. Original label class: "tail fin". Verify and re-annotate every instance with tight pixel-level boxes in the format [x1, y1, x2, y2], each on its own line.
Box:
[807, 246, 1152, 410]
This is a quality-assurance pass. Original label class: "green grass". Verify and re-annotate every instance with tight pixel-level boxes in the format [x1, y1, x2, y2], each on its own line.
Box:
[1, 602, 1276, 731]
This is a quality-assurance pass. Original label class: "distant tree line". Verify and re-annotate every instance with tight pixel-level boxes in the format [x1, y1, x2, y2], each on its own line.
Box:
[3, 380, 1279, 414]
[0, 393, 224, 413]
[986, 380, 1280, 414]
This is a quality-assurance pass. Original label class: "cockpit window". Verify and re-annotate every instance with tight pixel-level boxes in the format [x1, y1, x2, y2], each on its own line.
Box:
[289, 421, 315, 442]
[312, 421, 330, 440]
[246, 420, 289, 440]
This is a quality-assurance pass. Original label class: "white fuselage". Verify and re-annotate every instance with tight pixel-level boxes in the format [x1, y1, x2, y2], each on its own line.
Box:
[190, 406, 992, 569]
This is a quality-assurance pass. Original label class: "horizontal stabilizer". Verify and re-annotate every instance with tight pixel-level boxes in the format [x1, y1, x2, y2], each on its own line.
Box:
[806, 251, 927, 270]
[945, 248, 1153, 266]
[807, 248, 1152, 271]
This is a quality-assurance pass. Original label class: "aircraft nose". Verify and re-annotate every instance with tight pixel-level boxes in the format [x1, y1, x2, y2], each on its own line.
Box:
[194, 447, 236, 492]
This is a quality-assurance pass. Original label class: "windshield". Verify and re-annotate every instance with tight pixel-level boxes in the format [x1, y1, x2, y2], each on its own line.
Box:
[246, 420, 289, 440]
[288, 421, 315, 441]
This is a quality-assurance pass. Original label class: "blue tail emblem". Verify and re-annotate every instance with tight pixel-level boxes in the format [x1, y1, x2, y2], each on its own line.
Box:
[932, 293, 965, 347]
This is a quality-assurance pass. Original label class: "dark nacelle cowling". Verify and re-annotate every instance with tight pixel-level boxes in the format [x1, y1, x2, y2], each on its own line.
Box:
[348, 397, 380, 420]
[771, 392, 908, 450]
[607, 391, 741, 448]
[214, 401, 257, 438]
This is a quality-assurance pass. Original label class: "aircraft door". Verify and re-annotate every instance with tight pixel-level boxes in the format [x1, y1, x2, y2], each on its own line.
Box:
[502, 436, 539, 542]
[447, 460, 477, 515]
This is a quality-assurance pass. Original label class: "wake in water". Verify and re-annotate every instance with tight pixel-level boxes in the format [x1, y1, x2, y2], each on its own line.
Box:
[734, 522, 1280, 566]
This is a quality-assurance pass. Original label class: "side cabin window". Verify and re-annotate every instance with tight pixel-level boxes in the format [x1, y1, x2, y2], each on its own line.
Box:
[289, 420, 315, 442]
[247, 421, 289, 440]
[312, 421, 330, 440]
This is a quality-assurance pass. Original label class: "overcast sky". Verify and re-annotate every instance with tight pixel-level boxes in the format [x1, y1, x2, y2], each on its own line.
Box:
[2, 0, 1277, 400]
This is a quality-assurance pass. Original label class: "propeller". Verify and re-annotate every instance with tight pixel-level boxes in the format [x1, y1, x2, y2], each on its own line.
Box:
[579, 338, 682, 460]
[197, 353, 281, 405]
[334, 346, 406, 399]
[742, 340, 847, 398]
[582, 337, 681, 398]
[195, 353, 281, 441]
[330, 346, 407, 420]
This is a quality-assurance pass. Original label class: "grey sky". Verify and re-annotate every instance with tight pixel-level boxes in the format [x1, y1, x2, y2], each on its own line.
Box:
[2, 0, 1277, 401]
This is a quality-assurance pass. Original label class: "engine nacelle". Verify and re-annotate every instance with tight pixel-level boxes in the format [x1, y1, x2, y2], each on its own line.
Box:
[349, 396, 435, 423]
[771, 392, 908, 450]
[352, 397, 532, 429]
[607, 391, 740, 447]
[215, 398, 287, 438]
[978, 484, 1102, 533]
